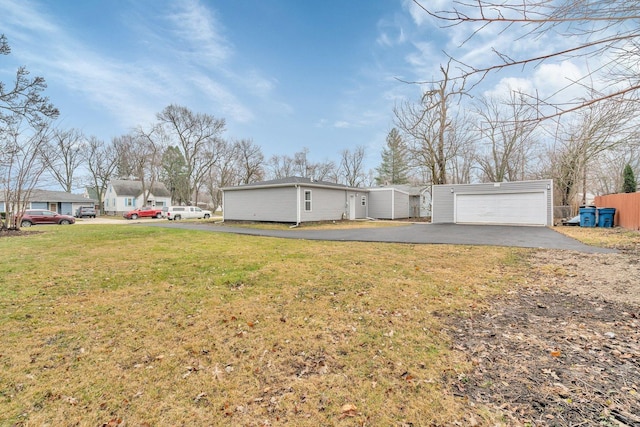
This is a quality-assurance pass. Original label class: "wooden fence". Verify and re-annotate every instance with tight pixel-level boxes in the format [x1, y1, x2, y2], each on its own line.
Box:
[594, 193, 640, 230]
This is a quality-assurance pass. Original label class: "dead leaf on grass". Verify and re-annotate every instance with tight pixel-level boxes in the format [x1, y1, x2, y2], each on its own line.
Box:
[340, 403, 357, 418]
[102, 418, 125, 427]
[61, 395, 78, 405]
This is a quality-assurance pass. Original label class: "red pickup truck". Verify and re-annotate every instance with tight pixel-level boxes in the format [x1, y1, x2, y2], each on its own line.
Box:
[123, 206, 163, 220]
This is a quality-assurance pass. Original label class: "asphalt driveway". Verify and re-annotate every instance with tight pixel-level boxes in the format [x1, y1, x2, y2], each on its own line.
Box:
[143, 222, 615, 254]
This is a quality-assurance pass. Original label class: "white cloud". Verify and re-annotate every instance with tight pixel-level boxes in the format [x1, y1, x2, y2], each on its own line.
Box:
[165, 0, 231, 66]
[190, 74, 254, 123]
[483, 77, 535, 100]
[532, 60, 589, 102]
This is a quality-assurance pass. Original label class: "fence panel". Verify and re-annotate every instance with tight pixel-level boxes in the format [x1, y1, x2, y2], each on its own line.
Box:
[594, 193, 640, 230]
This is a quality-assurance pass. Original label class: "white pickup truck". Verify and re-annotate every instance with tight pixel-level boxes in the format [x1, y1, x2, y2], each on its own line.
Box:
[162, 206, 212, 220]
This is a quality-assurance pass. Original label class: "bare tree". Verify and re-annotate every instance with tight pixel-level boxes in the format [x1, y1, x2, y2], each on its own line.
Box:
[113, 130, 163, 206]
[543, 138, 582, 208]
[395, 62, 469, 185]
[156, 105, 226, 203]
[42, 128, 85, 192]
[1, 34, 59, 230]
[448, 137, 476, 184]
[415, 0, 640, 117]
[339, 146, 367, 187]
[234, 138, 265, 184]
[0, 35, 59, 128]
[293, 148, 312, 178]
[1, 120, 53, 229]
[546, 99, 637, 207]
[267, 149, 338, 182]
[267, 154, 295, 180]
[81, 136, 118, 214]
[590, 143, 640, 196]
[207, 142, 240, 211]
[313, 159, 338, 183]
[473, 92, 540, 182]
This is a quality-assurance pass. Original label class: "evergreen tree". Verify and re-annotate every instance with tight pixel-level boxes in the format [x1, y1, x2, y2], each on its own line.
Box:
[622, 163, 637, 193]
[375, 128, 410, 185]
[161, 146, 190, 204]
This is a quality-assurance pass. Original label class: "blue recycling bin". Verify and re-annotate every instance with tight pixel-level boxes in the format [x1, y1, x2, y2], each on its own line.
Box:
[597, 207, 616, 228]
[579, 207, 597, 227]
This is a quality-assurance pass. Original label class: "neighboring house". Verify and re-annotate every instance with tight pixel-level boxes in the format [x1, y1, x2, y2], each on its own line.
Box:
[103, 180, 172, 216]
[83, 186, 101, 210]
[0, 189, 94, 216]
[432, 179, 554, 226]
[222, 177, 368, 224]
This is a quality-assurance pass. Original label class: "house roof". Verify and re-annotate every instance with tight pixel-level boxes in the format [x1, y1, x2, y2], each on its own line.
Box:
[85, 186, 99, 200]
[110, 179, 171, 197]
[28, 189, 94, 203]
[222, 176, 360, 191]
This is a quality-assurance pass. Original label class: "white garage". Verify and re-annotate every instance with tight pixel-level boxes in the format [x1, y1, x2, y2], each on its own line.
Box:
[432, 180, 553, 226]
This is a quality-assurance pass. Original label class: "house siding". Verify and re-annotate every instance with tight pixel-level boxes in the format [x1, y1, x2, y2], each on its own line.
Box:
[393, 190, 410, 219]
[223, 185, 368, 223]
[1, 190, 94, 216]
[368, 188, 410, 219]
[368, 189, 392, 219]
[432, 180, 553, 225]
[224, 187, 298, 222]
[222, 177, 441, 223]
[104, 181, 171, 215]
[298, 187, 367, 222]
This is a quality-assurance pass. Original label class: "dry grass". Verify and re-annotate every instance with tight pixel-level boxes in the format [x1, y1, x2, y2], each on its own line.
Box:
[554, 225, 640, 252]
[1, 225, 529, 426]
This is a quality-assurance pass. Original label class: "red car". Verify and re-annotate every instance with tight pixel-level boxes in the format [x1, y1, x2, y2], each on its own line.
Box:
[20, 209, 76, 227]
[122, 206, 163, 220]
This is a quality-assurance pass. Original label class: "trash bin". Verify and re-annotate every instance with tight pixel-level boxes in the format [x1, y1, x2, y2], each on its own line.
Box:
[597, 207, 616, 228]
[579, 206, 597, 227]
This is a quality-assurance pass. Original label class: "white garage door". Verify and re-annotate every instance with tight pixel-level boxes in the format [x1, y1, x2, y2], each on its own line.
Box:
[455, 192, 547, 225]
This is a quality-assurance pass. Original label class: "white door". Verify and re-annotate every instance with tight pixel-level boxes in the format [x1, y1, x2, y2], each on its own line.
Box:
[455, 192, 547, 225]
[349, 195, 356, 220]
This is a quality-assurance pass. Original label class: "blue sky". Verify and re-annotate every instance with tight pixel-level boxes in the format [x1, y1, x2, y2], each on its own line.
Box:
[1, 0, 592, 175]
[0, 0, 435, 172]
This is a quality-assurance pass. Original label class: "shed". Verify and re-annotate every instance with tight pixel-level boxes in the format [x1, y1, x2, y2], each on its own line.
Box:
[432, 179, 553, 226]
[222, 177, 367, 224]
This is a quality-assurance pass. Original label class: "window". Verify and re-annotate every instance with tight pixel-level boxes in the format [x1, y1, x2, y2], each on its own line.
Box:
[304, 190, 312, 211]
[361, 196, 366, 206]
[125, 198, 133, 207]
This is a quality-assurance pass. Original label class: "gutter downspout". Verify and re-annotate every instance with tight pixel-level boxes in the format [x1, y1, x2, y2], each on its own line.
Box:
[291, 184, 301, 228]
[221, 190, 225, 223]
[391, 189, 395, 220]
[344, 190, 348, 220]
